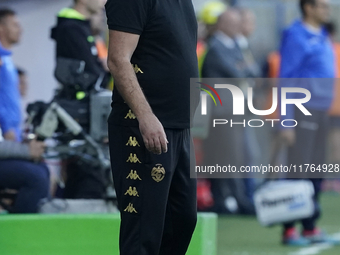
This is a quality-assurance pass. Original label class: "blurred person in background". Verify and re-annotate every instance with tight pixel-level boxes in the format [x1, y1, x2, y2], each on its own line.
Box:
[202, 9, 255, 215]
[91, 8, 114, 91]
[279, 0, 338, 246]
[91, 9, 109, 72]
[236, 8, 261, 78]
[195, 1, 228, 211]
[0, 9, 22, 142]
[0, 39, 6, 65]
[17, 68, 28, 98]
[0, 137, 49, 214]
[202, 9, 253, 79]
[51, 0, 108, 199]
[326, 22, 340, 162]
[0, 13, 49, 214]
[51, 0, 109, 99]
[324, 22, 340, 193]
[237, 8, 262, 209]
[17, 68, 28, 132]
[197, 1, 227, 76]
[200, 1, 228, 41]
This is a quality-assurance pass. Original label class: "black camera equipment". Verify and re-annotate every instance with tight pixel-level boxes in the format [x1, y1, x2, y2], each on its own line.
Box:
[26, 57, 114, 200]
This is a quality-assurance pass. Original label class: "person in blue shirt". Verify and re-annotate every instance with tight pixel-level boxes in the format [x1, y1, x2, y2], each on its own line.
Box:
[0, 9, 49, 214]
[279, 0, 338, 246]
[0, 38, 10, 65]
[0, 9, 22, 142]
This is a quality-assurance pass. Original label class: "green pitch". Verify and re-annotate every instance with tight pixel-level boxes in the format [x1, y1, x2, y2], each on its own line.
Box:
[0, 193, 338, 255]
[217, 193, 340, 255]
[0, 212, 217, 255]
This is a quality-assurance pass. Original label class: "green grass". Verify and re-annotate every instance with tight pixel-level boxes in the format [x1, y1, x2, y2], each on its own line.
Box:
[217, 193, 340, 255]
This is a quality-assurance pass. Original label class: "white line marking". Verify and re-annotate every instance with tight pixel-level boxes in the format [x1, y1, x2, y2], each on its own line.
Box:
[288, 232, 340, 255]
[288, 243, 332, 255]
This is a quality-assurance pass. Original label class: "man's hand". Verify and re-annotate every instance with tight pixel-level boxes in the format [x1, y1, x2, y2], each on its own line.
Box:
[3, 130, 16, 141]
[28, 139, 45, 161]
[139, 113, 168, 155]
[280, 129, 296, 146]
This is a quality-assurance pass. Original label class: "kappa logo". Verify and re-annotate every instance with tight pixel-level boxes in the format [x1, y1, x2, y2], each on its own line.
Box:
[124, 186, 140, 197]
[132, 64, 143, 74]
[151, 164, 166, 182]
[126, 137, 140, 147]
[126, 170, 142, 180]
[126, 153, 142, 164]
[124, 203, 138, 213]
[125, 110, 137, 120]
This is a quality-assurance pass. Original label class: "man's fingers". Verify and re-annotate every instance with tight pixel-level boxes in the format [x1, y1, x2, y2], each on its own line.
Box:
[147, 138, 155, 153]
[139, 118, 167, 154]
[143, 135, 167, 154]
[144, 139, 150, 150]
[153, 136, 162, 155]
[160, 135, 168, 153]
[143, 135, 157, 153]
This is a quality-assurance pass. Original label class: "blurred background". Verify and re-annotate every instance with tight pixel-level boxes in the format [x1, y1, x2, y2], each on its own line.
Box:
[1, 0, 340, 105]
[0, 0, 340, 255]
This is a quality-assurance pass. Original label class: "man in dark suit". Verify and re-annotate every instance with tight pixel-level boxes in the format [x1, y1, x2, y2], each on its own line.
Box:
[202, 9, 253, 79]
[202, 9, 255, 215]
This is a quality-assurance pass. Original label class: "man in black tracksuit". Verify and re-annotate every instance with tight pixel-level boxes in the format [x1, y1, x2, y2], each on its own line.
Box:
[105, 0, 200, 254]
